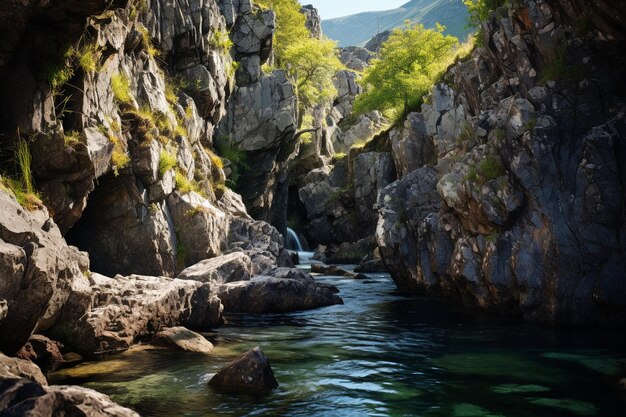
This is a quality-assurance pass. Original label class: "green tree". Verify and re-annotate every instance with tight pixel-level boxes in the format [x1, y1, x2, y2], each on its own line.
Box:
[464, 0, 507, 28]
[256, 0, 344, 110]
[354, 23, 458, 117]
[283, 37, 344, 109]
[256, 0, 309, 60]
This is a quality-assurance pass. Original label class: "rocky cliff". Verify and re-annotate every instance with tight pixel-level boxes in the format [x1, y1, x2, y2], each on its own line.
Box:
[376, 0, 626, 325]
[0, 0, 342, 370]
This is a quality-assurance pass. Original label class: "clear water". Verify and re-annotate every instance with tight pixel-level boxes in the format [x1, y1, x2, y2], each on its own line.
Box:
[49, 256, 626, 417]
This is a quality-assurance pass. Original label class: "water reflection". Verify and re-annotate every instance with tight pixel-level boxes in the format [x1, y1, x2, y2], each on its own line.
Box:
[50, 267, 626, 417]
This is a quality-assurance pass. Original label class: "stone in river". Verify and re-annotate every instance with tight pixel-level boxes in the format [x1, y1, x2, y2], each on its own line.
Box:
[209, 346, 278, 393]
[153, 327, 214, 354]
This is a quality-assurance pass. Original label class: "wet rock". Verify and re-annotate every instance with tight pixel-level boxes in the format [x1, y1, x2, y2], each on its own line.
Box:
[177, 252, 253, 284]
[153, 326, 214, 354]
[209, 346, 278, 393]
[262, 267, 315, 282]
[355, 259, 387, 273]
[0, 353, 47, 385]
[216, 276, 343, 314]
[0, 377, 140, 417]
[376, 166, 441, 293]
[311, 263, 352, 276]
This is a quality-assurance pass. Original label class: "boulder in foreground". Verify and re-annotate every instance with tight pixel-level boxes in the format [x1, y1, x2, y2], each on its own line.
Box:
[208, 346, 278, 393]
[0, 377, 139, 417]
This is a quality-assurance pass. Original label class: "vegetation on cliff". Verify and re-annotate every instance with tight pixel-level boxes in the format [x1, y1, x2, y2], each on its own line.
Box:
[353, 23, 464, 120]
[257, 0, 344, 110]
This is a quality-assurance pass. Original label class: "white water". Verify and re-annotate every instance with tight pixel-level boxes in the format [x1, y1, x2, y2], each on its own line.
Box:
[287, 227, 304, 251]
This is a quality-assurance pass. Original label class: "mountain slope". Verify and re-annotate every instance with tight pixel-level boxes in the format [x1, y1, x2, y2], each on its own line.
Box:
[321, 0, 471, 47]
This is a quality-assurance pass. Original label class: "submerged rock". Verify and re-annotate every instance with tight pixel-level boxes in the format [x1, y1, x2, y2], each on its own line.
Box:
[153, 327, 214, 354]
[208, 346, 278, 393]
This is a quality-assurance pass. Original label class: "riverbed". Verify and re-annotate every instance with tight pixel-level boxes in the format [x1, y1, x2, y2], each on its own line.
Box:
[50, 256, 626, 416]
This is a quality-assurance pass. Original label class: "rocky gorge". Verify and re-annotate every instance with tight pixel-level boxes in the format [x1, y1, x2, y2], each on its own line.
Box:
[0, 0, 625, 415]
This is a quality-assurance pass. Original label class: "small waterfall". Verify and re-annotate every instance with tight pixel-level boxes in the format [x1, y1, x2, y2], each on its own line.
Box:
[286, 227, 303, 251]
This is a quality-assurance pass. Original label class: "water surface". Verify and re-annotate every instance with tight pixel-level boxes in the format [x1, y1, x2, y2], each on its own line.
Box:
[50, 257, 626, 416]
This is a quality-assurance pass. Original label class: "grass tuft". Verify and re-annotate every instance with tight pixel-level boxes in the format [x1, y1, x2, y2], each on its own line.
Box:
[111, 73, 132, 105]
[159, 150, 177, 176]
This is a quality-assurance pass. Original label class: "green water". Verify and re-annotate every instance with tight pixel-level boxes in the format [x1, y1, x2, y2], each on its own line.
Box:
[49, 262, 626, 416]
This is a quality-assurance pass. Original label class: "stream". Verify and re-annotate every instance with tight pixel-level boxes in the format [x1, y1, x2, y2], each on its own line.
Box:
[49, 253, 626, 416]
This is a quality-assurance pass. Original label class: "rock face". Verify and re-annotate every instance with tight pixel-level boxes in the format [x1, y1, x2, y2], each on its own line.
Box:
[0, 377, 140, 417]
[301, 5, 322, 39]
[217, 1, 298, 235]
[375, 0, 626, 325]
[208, 346, 278, 393]
[298, 147, 395, 250]
[0, 189, 89, 356]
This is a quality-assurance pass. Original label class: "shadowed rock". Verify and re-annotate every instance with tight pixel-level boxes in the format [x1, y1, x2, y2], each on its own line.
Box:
[0, 377, 139, 417]
[209, 346, 278, 393]
[217, 276, 343, 314]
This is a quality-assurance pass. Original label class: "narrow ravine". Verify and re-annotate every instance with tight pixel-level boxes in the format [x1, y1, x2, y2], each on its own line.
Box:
[50, 255, 626, 417]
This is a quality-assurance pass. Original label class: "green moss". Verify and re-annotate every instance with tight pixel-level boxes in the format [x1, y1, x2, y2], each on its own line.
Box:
[209, 29, 233, 53]
[158, 150, 177, 176]
[139, 26, 159, 57]
[64, 130, 85, 147]
[109, 135, 130, 176]
[175, 170, 198, 194]
[214, 137, 248, 188]
[77, 43, 100, 73]
[111, 73, 132, 105]
[479, 155, 505, 181]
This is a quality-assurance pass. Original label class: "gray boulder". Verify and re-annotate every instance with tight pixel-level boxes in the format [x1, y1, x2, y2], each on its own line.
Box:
[0, 377, 140, 417]
[177, 252, 253, 284]
[153, 326, 214, 354]
[209, 346, 278, 393]
[0, 353, 47, 385]
[47, 273, 223, 355]
[216, 276, 343, 314]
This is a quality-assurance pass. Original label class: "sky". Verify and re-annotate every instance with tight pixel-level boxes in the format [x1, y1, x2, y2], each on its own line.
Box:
[304, 0, 411, 20]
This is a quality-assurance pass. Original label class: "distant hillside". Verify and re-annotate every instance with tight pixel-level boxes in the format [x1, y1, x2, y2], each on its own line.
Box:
[321, 0, 471, 47]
